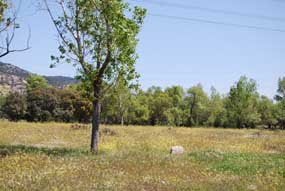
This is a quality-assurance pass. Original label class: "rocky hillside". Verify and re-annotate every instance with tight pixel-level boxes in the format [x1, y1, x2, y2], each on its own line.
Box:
[0, 62, 77, 96]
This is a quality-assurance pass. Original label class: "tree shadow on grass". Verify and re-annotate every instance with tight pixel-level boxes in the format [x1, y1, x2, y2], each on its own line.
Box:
[0, 144, 92, 157]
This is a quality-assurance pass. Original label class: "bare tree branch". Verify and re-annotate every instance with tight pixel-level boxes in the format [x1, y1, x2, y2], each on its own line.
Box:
[0, 0, 31, 58]
[0, 24, 31, 58]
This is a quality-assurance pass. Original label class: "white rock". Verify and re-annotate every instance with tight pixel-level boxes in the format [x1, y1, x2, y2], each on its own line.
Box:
[170, 146, 184, 155]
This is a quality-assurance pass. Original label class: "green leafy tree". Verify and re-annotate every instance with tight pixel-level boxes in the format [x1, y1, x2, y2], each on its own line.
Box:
[165, 107, 184, 126]
[101, 77, 132, 125]
[147, 86, 171, 125]
[44, 0, 146, 153]
[185, 84, 209, 126]
[165, 86, 184, 126]
[1, 92, 26, 121]
[207, 87, 226, 127]
[67, 85, 93, 123]
[127, 89, 150, 125]
[0, 95, 5, 118]
[0, 95, 5, 107]
[275, 77, 285, 101]
[225, 76, 261, 128]
[26, 75, 49, 91]
[275, 102, 285, 130]
[53, 88, 91, 123]
[275, 77, 285, 129]
[25, 75, 54, 122]
[26, 87, 58, 122]
[25, 84, 92, 123]
[258, 96, 277, 129]
[54, 89, 77, 122]
[165, 86, 184, 107]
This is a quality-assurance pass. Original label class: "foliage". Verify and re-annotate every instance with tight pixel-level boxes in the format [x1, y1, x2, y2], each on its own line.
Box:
[164, 86, 184, 126]
[101, 78, 132, 125]
[25, 87, 92, 123]
[275, 77, 285, 129]
[46, 0, 146, 88]
[225, 76, 261, 128]
[26, 75, 49, 92]
[44, 0, 146, 152]
[1, 92, 26, 121]
[185, 84, 209, 126]
[126, 90, 150, 125]
[257, 96, 278, 129]
[275, 101, 285, 130]
[1, 76, 285, 129]
[0, 95, 5, 107]
[206, 87, 226, 127]
[275, 77, 285, 101]
[26, 87, 57, 122]
[147, 86, 171, 125]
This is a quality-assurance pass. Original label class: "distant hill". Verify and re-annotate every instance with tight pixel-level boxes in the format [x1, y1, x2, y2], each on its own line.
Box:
[0, 62, 31, 78]
[43, 76, 78, 88]
[0, 62, 77, 96]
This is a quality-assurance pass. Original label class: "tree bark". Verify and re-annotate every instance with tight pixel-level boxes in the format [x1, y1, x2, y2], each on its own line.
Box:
[121, 116, 124, 126]
[91, 99, 100, 153]
[91, 82, 101, 153]
[188, 94, 196, 127]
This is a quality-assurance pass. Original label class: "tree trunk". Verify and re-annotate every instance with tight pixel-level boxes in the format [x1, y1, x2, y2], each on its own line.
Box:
[121, 115, 124, 126]
[118, 95, 124, 126]
[91, 82, 101, 153]
[91, 99, 100, 153]
[188, 94, 196, 127]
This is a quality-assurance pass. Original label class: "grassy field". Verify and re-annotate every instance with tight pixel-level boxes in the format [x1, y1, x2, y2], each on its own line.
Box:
[0, 121, 284, 191]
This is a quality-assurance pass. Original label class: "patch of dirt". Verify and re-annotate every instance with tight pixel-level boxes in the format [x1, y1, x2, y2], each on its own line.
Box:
[244, 132, 269, 139]
[0, 148, 10, 158]
[70, 124, 90, 130]
[100, 127, 117, 136]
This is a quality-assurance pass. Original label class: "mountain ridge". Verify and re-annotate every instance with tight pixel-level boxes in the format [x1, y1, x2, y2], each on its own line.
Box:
[0, 62, 77, 96]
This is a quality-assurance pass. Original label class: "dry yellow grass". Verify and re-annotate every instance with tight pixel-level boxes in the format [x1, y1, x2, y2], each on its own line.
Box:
[0, 120, 284, 190]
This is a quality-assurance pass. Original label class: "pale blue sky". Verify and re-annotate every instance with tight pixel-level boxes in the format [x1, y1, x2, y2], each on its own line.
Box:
[1, 0, 285, 98]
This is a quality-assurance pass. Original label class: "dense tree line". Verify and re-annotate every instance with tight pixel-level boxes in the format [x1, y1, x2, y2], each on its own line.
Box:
[0, 75, 92, 123]
[1, 75, 285, 129]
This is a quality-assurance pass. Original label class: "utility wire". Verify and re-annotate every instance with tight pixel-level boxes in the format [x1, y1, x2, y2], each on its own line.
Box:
[149, 13, 285, 33]
[130, 0, 285, 23]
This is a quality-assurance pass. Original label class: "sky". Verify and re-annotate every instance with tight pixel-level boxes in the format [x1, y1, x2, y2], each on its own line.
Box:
[1, 0, 285, 99]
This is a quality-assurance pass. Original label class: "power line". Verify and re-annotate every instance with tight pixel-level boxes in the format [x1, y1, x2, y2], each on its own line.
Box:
[148, 13, 285, 33]
[130, 0, 285, 23]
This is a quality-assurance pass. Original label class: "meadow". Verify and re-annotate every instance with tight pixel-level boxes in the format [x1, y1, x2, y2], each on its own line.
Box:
[0, 121, 284, 191]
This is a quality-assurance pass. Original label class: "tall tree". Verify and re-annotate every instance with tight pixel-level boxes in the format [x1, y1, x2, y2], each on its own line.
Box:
[207, 87, 226, 127]
[101, 77, 132, 125]
[275, 77, 285, 101]
[185, 84, 209, 126]
[275, 77, 285, 129]
[43, 0, 146, 153]
[127, 89, 150, 125]
[147, 86, 171, 125]
[165, 86, 184, 126]
[225, 76, 260, 128]
[258, 96, 277, 129]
